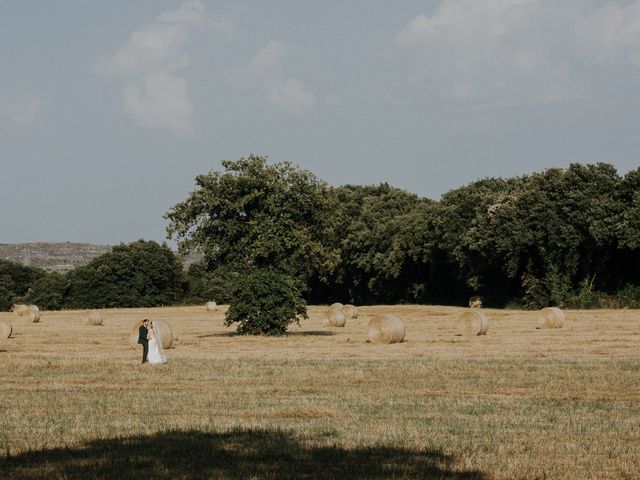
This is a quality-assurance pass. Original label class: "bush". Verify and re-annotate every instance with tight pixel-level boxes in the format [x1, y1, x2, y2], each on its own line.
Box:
[182, 262, 233, 305]
[23, 272, 69, 310]
[0, 260, 46, 311]
[225, 268, 307, 335]
[64, 240, 187, 309]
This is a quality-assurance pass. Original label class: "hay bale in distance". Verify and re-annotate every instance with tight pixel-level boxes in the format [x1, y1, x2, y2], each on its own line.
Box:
[539, 307, 564, 329]
[129, 320, 144, 346]
[456, 310, 489, 336]
[342, 304, 358, 319]
[469, 296, 482, 308]
[325, 310, 346, 327]
[86, 310, 103, 326]
[330, 302, 343, 310]
[0, 321, 12, 339]
[368, 314, 405, 344]
[206, 301, 218, 311]
[25, 305, 40, 323]
[12, 304, 30, 316]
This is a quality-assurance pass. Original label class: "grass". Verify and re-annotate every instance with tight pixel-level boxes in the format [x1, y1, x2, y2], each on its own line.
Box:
[1, 305, 639, 479]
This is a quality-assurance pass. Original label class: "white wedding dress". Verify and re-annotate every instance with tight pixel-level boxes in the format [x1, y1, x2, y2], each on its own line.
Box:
[147, 321, 167, 364]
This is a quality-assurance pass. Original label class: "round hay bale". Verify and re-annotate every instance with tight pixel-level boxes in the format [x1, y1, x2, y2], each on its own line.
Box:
[456, 310, 489, 336]
[0, 321, 12, 339]
[324, 310, 346, 327]
[368, 314, 405, 344]
[12, 304, 31, 316]
[153, 319, 174, 349]
[539, 307, 564, 329]
[25, 305, 40, 323]
[469, 296, 482, 308]
[129, 319, 144, 346]
[342, 304, 358, 318]
[330, 302, 343, 310]
[86, 310, 103, 326]
[206, 301, 218, 311]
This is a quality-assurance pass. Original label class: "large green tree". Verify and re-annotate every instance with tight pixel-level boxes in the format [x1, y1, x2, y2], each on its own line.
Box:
[309, 184, 433, 305]
[62, 240, 187, 308]
[165, 155, 337, 334]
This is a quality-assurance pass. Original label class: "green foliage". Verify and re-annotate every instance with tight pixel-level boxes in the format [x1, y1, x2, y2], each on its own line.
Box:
[182, 261, 233, 305]
[23, 272, 69, 310]
[311, 183, 433, 304]
[166, 155, 337, 332]
[166, 155, 338, 280]
[0, 260, 46, 311]
[63, 240, 187, 308]
[225, 268, 307, 335]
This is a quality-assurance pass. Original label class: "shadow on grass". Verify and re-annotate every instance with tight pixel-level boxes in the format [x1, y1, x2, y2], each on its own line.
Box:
[1, 428, 486, 480]
[198, 332, 237, 338]
[199, 331, 336, 339]
[287, 330, 335, 337]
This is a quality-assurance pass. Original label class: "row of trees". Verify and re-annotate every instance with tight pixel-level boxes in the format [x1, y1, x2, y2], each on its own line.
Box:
[3, 157, 640, 333]
[165, 156, 640, 332]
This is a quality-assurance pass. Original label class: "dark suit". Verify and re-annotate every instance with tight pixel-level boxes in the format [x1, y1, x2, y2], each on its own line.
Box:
[138, 324, 149, 363]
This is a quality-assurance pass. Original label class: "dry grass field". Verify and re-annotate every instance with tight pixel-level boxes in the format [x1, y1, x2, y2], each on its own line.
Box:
[1, 305, 639, 479]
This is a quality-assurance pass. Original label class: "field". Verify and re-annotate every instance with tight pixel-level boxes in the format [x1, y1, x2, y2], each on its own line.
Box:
[1, 305, 639, 479]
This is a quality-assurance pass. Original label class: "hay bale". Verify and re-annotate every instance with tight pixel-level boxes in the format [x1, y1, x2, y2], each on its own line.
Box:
[153, 319, 174, 349]
[330, 302, 343, 310]
[368, 314, 405, 344]
[342, 304, 358, 318]
[456, 310, 489, 336]
[129, 319, 144, 346]
[324, 310, 346, 327]
[206, 301, 218, 311]
[0, 321, 12, 339]
[86, 310, 103, 326]
[12, 304, 30, 316]
[469, 296, 482, 308]
[539, 307, 564, 329]
[25, 305, 40, 323]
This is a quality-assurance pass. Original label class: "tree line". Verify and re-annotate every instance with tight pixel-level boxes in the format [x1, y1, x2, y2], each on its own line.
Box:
[2, 157, 640, 319]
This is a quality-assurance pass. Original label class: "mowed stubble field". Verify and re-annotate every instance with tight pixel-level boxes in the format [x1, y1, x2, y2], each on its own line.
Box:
[1, 305, 639, 480]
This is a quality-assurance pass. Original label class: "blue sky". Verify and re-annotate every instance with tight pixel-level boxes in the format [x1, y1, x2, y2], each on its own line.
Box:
[1, 0, 639, 246]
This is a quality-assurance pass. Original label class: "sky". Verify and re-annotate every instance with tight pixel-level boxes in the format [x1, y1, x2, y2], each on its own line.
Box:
[1, 0, 640, 247]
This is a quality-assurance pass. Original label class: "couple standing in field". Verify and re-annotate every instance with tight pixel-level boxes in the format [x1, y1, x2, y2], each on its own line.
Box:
[138, 318, 167, 364]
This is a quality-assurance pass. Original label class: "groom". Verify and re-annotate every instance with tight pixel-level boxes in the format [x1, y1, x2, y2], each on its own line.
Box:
[138, 319, 150, 364]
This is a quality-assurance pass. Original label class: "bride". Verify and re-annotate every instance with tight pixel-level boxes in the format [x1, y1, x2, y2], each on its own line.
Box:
[147, 320, 168, 364]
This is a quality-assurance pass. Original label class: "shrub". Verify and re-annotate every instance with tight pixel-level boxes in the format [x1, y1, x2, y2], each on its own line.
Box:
[225, 268, 307, 336]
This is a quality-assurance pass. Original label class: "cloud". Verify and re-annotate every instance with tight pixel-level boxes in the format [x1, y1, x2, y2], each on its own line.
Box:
[95, 0, 232, 136]
[230, 41, 316, 113]
[234, 41, 288, 86]
[265, 78, 316, 112]
[0, 92, 41, 128]
[123, 72, 193, 137]
[396, 0, 640, 110]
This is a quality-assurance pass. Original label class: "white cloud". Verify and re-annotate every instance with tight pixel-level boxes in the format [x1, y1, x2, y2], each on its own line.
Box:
[95, 0, 231, 136]
[123, 72, 193, 137]
[234, 41, 288, 86]
[230, 40, 316, 113]
[396, 0, 640, 110]
[0, 92, 41, 128]
[265, 78, 316, 113]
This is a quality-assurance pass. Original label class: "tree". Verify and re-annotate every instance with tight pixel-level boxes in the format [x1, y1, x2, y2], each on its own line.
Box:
[310, 184, 433, 305]
[225, 267, 307, 335]
[166, 155, 337, 334]
[63, 240, 187, 308]
[0, 260, 46, 311]
[24, 272, 69, 310]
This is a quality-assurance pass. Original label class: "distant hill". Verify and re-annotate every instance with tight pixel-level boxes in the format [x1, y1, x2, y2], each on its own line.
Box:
[0, 242, 205, 273]
[0, 242, 113, 272]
